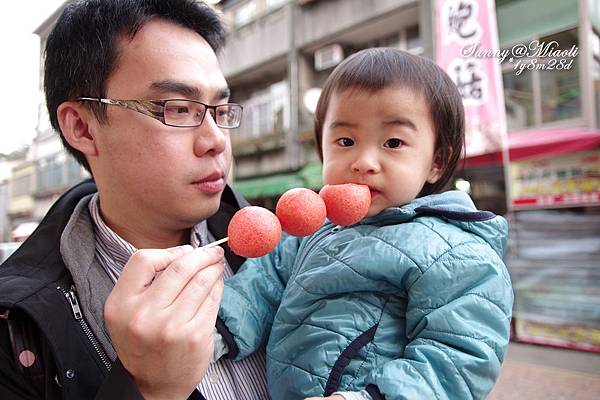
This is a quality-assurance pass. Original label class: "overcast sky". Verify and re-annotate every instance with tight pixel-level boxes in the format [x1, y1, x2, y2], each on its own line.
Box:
[0, 1, 65, 155]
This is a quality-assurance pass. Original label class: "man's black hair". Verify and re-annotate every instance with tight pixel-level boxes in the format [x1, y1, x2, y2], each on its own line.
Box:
[44, 0, 226, 172]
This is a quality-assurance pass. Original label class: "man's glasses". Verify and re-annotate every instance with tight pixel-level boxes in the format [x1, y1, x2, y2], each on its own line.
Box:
[77, 97, 243, 128]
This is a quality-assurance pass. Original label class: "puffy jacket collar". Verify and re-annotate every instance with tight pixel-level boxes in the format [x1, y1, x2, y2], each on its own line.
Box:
[360, 190, 508, 258]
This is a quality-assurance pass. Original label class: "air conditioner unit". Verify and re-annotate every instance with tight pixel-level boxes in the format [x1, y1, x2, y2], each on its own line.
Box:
[314, 44, 344, 71]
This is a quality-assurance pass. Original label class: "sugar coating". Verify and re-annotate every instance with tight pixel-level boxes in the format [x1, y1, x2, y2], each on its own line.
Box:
[276, 188, 326, 237]
[319, 184, 371, 226]
[228, 206, 282, 258]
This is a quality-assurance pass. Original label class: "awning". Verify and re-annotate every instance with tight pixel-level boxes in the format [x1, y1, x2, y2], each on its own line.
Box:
[298, 162, 323, 190]
[233, 162, 325, 199]
[465, 127, 600, 168]
[233, 172, 304, 198]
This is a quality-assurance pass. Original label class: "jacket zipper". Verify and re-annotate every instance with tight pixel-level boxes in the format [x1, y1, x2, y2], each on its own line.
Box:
[58, 285, 112, 371]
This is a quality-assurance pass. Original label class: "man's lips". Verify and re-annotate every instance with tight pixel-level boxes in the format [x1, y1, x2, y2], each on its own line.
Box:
[196, 171, 224, 183]
[192, 171, 225, 193]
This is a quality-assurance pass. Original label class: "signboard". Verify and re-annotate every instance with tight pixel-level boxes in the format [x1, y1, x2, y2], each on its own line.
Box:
[435, 0, 507, 157]
[515, 318, 600, 353]
[510, 149, 600, 209]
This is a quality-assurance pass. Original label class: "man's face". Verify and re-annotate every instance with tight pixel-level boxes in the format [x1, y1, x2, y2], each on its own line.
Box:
[89, 20, 232, 231]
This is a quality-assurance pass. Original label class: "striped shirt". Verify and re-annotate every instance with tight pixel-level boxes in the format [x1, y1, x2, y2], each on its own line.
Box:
[88, 194, 269, 400]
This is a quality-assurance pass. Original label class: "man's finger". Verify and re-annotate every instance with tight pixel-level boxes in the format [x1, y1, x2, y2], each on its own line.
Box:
[169, 260, 224, 323]
[145, 246, 224, 307]
[189, 273, 224, 331]
[114, 246, 194, 296]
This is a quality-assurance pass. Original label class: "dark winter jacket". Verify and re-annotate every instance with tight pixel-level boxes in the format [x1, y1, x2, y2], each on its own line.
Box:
[0, 179, 248, 400]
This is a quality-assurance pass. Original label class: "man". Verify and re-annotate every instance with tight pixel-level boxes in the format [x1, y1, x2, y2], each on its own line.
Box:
[0, 1, 268, 399]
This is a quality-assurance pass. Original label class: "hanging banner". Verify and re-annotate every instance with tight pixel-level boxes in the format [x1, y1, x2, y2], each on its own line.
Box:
[435, 0, 507, 157]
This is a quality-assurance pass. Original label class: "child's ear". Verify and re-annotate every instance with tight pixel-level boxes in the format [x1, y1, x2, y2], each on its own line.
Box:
[427, 150, 444, 184]
[56, 101, 99, 157]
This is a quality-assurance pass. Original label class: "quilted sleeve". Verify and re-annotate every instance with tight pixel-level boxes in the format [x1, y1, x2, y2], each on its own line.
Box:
[365, 241, 513, 400]
[218, 233, 301, 360]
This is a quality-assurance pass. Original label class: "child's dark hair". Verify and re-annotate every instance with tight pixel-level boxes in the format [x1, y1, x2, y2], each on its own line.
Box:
[44, 0, 226, 173]
[314, 48, 465, 196]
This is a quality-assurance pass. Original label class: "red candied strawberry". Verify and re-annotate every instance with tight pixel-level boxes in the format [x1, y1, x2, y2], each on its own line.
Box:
[227, 206, 282, 258]
[276, 188, 326, 237]
[319, 184, 371, 226]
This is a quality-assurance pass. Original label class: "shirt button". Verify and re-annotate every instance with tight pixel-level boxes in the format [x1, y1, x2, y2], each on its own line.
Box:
[208, 373, 219, 383]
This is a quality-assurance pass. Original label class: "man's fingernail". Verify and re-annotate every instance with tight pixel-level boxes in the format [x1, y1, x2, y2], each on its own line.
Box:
[213, 246, 224, 254]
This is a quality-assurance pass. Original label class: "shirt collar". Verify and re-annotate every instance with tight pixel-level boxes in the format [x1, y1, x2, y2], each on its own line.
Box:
[87, 193, 209, 282]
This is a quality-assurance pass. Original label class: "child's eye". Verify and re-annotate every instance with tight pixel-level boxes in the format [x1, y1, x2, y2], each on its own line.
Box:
[384, 138, 403, 148]
[336, 138, 355, 147]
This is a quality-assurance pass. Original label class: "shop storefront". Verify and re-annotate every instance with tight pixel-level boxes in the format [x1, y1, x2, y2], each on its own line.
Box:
[455, 0, 600, 352]
[506, 143, 600, 352]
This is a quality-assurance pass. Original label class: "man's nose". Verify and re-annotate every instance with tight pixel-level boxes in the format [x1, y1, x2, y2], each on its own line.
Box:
[194, 110, 227, 156]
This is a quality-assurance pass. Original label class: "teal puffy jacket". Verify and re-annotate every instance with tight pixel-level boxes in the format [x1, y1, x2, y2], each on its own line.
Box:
[218, 191, 513, 400]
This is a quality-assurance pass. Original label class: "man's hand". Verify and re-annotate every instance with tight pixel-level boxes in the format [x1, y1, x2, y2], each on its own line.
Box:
[104, 245, 225, 400]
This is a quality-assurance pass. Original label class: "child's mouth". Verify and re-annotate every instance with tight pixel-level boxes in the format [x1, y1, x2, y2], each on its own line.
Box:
[369, 188, 381, 198]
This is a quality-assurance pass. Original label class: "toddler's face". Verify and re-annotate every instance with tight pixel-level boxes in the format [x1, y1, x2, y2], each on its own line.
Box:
[321, 86, 442, 217]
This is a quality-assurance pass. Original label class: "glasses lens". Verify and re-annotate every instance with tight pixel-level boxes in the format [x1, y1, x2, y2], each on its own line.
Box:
[215, 104, 242, 128]
[164, 100, 205, 127]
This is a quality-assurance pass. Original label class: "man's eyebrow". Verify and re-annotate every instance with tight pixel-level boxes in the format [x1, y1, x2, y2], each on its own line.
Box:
[217, 87, 231, 101]
[383, 118, 417, 131]
[149, 80, 201, 99]
[148, 81, 231, 102]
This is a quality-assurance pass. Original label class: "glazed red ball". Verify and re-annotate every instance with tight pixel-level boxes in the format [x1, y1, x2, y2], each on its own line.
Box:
[319, 184, 371, 226]
[276, 188, 326, 237]
[227, 206, 282, 258]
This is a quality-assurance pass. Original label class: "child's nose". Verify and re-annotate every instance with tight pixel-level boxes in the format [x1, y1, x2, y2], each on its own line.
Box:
[351, 153, 381, 174]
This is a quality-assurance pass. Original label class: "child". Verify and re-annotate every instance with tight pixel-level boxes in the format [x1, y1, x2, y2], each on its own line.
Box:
[214, 48, 513, 400]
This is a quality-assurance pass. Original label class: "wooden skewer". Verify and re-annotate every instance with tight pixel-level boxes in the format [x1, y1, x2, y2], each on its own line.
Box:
[200, 236, 229, 249]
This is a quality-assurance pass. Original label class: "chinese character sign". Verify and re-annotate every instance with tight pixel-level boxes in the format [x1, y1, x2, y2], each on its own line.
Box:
[435, 0, 506, 157]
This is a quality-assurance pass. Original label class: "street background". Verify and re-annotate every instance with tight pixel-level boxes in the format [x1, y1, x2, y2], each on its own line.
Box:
[1, 0, 599, 398]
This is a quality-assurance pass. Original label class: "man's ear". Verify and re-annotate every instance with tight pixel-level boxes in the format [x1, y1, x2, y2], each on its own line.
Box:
[56, 101, 99, 157]
[427, 150, 444, 184]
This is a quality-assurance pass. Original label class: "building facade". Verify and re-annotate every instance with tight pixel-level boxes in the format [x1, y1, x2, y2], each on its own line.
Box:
[493, 0, 600, 352]
[4, 0, 598, 351]
[27, 2, 88, 226]
[218, 0, 600, 352]
[219, 0, 430, 207]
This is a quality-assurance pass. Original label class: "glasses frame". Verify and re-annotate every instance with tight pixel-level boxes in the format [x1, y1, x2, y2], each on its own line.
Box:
[77, 97, 243, 128]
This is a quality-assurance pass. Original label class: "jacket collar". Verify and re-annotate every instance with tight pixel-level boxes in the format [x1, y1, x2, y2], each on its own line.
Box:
[0, 179, 248, 304]
[358, 191, 507, 258]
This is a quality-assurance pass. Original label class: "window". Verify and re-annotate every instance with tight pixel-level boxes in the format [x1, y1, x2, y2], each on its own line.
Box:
[238, 81, 289, 138]
[266, 0, 287, 9]
[502, 28, 581, 130]
[234, 1, 257, 27]
[11, 173, 32, 197]
[592, 29, 600, 129]
[37, 154, 65, 192]
[503, 68, 535, 131]
[406, 26, 423, 55]
[359, 26, 421, 54]
[67, 156, 86, 184]
[540, 30, 580, 123]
